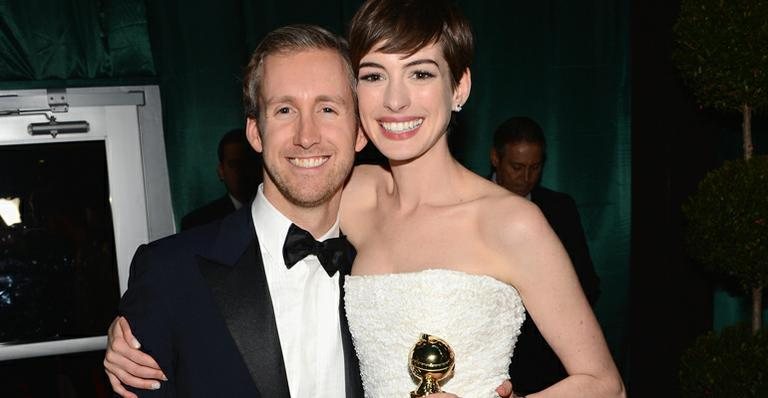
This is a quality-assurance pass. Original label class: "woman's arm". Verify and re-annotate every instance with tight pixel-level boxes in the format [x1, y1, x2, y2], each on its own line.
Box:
[492, 201, 625, 398]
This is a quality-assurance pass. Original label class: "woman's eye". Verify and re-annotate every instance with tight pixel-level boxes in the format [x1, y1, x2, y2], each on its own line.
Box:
[412, 70, 435, 79]
[359, 73, 382, 82]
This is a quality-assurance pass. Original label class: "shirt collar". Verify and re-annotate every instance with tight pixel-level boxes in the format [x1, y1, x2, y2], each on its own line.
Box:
[251, 184, 340, 260]
[229, 193, 244, 210]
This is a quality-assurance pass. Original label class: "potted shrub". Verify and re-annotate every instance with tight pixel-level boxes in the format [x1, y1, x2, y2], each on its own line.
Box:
[674, 0, 768, 395]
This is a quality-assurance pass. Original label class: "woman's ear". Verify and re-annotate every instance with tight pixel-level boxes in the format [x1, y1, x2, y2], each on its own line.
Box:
[454, 68, 472, 108]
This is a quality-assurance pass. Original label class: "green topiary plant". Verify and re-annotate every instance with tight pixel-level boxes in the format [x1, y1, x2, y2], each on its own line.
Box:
[683, 157, 768, 332]
[679, 324, 768, 397]
[674, 0, 768, 332]
[675, 2, 768, 392]
[673, 0, 768, 160]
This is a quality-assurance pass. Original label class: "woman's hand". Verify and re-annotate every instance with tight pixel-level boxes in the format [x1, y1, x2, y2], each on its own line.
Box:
[103, 316, 167, 397]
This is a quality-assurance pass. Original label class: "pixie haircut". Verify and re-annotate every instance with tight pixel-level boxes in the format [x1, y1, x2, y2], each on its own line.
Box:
[348, 0, 474, 90]
[492, 117, 547, 155]
[242, 24, 357, 122]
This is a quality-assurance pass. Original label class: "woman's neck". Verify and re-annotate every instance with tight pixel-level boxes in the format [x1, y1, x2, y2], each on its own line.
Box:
[387, 138, 468, 210]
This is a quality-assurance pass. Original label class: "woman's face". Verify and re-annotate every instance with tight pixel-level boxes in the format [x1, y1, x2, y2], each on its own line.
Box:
[356, 42, 469, 162]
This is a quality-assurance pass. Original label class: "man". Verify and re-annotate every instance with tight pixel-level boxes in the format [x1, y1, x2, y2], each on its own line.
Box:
[490, 116, 602, 395]
[108, 25, 367, 397]
[180, 128, 261, 230]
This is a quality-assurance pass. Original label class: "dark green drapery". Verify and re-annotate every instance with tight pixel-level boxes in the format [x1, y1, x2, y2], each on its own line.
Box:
[0, 0, 631, 370]
[0, 0, 154, 80]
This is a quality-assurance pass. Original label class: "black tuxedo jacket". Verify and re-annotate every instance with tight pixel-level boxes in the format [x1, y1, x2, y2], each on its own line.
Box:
[509, 186, 601, 394]
[119, 205, 363, 397]
[180, 194, 236, 231]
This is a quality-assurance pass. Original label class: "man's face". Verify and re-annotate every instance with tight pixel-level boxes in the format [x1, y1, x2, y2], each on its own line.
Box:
[217, 141, 258, 202]
[246, 49, 367, 209]
[491, 141, 544, 197]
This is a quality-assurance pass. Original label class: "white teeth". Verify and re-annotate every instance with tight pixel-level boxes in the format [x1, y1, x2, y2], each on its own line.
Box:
[381, 118, 423, 133]
[288, 156, 328, 168]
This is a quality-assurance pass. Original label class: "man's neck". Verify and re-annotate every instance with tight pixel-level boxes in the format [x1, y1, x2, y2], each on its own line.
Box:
[261, 184, 341, 239]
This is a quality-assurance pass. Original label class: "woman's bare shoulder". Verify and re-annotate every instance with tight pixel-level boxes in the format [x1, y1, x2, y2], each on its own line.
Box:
[478, 188, 552, 248]
[346, 164, 390, 193]
[340, 164, 391, 234]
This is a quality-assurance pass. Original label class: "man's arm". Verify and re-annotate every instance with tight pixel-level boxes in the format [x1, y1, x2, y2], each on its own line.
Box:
[107, 244, 175, 397]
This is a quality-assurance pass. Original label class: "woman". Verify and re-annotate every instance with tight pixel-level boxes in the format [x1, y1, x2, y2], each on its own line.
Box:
[338, 0, 623, 397]
[105, 0, 624, 397]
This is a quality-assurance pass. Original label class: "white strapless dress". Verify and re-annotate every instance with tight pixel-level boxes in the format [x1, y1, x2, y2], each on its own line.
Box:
[344, 269, 526, 398]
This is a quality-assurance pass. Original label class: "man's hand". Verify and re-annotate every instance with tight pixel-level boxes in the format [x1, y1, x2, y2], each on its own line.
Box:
[103, 316, 167, 397]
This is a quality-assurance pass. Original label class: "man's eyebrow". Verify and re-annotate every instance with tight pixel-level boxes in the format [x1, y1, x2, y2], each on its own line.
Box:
[264, 95, 347, 106]
[264, 95, 295, 106]
[317, 95, 347, 105]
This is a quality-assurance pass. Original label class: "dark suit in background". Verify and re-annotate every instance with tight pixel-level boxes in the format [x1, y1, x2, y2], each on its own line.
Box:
[119, 206, 363, 397]
[180, 128, 261, 231]
[509, 185, 601, 395]
[180, 194, 235, 230]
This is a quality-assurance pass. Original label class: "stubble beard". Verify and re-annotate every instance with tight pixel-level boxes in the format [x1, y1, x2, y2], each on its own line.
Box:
[263, 156, 351, 208]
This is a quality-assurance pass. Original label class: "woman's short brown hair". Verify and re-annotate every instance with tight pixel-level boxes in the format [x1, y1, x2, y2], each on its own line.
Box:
[348, 0, 474, 90]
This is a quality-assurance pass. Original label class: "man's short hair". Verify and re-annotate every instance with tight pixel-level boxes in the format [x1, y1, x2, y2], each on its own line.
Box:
[217, 128, 247, 162]
[492, 116, 546, 155]
[348, 0, 474, 90]
[242, 24, 357, 123]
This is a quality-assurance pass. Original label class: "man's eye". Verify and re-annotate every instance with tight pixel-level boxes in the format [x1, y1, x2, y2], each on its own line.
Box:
[277, 107, 291, 114]
[321, 107, 337, 114]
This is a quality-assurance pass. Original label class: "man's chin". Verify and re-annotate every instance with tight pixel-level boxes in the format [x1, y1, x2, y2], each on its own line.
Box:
[282, 184, 341, 208]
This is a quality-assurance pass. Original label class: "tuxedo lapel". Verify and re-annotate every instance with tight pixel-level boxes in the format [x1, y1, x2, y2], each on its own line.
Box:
[197, 207, 291, 398]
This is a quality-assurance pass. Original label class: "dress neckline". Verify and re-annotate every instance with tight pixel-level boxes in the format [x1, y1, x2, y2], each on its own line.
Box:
[346, 268, 520, 294]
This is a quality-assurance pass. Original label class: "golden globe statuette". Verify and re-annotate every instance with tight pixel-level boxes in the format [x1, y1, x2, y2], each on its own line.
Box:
[409, 334, 455, 397]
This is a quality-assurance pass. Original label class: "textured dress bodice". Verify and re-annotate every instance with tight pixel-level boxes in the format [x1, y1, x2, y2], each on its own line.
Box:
[344, 269, 526, 398]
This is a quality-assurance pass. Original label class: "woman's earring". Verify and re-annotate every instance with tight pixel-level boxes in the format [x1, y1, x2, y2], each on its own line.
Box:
[454, 103, 463, 112]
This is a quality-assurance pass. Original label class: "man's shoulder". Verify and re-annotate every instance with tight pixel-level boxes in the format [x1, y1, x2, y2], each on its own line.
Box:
[137, 222, 220, 264]
[532, 186, 576, 207]
[181, 195, 235, 229]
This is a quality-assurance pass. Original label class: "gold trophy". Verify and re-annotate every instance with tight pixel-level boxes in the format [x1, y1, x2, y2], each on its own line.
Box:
[409, 334, 455, 397]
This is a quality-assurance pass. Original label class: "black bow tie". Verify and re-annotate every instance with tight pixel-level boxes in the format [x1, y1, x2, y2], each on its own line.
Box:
[282, 223, 354, 277]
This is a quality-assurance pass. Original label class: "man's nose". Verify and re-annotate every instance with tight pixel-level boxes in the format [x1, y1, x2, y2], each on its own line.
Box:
[294, 114, 320, 148]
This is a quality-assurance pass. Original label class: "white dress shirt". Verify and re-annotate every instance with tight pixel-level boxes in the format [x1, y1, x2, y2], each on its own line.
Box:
[251, 184, 346, 397]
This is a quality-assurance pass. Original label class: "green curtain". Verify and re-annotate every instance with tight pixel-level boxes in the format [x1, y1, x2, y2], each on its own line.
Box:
[457, 0, 631, 365]
[0, 0, 154, 81]
[0, 0, 631, 370]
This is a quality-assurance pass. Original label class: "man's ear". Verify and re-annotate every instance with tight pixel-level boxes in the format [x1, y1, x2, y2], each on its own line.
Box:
[490, 148, 500, 169]
[354, 125, 368, 152]
[245, 117, 263, 153]
[217, 163, 224, 181]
